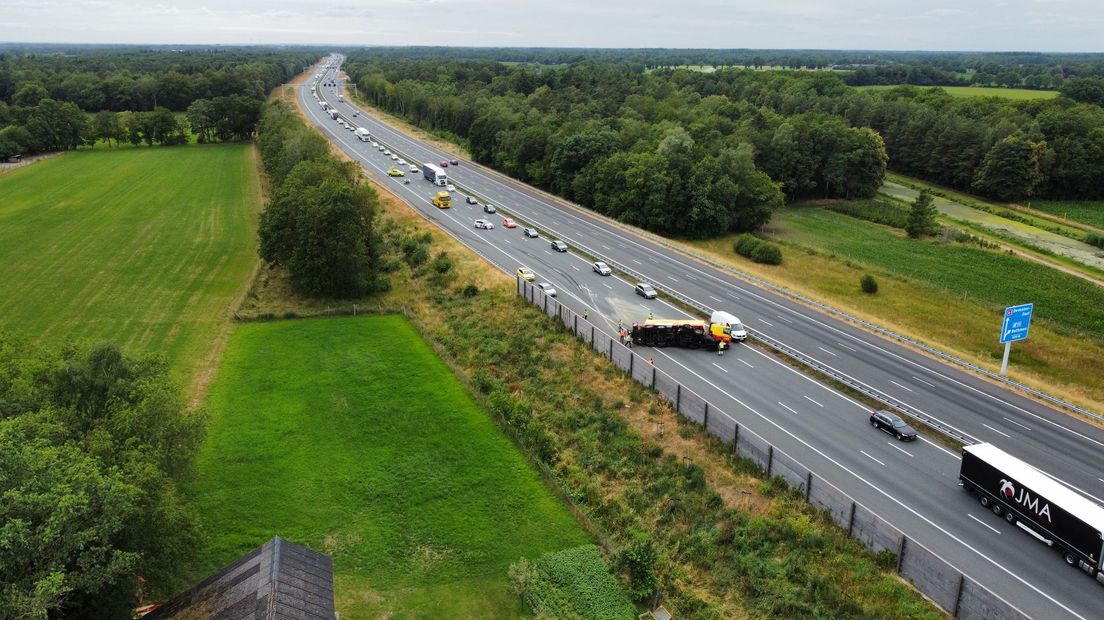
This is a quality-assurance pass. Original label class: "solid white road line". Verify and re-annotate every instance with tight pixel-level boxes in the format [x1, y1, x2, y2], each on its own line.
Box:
[778, 402, 799, 415]
[968, 514, 1001, 534]
[860, 450, 886, 467]
[887, 442, 914, 457]
[738, 359, 754, 369]
[817, 346, 837, 357]
[890, 380, 914, 392]
[912, 375, 937, 388]
[982, 423, 1012, 438]
[804, 395, 824, 408]
[1002, 417, 1032, 431]
[712, 363, 729, 373]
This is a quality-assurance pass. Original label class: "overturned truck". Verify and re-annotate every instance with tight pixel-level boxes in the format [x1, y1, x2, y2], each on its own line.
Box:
[631, 311, 747, 350]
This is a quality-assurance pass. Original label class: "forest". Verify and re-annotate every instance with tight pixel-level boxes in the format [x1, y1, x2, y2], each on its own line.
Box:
[0, 46, 321, 156]
[342, 51, 1104, 239]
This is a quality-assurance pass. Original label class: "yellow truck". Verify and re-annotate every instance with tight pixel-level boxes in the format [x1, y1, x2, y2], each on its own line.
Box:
[432, 191, 451, 208]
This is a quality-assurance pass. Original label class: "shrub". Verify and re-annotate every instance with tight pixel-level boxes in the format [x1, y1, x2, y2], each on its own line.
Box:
[734, 234, 761, 258]
[1085, 232, 1104, 249]
[751, 242, 783, 265]
[825, 199, 909, 228]
[860, 274, 878, 294]
[431, 251, 454, 274]
[461, 283, 479, 297]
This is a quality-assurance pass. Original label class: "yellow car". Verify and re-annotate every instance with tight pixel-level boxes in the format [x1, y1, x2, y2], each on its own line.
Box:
[387, 167, 405, 177]
[517, 267, 536, 282]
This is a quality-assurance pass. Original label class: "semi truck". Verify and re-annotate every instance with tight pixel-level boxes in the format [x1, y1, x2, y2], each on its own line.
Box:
[960, 442, 1104, 583]
[328, 109, 339, 120]
[423, 163, 448, 186]
[432, 191, 451, 209]
[354, 127, 371, 142]
[631, 311, 746, 350]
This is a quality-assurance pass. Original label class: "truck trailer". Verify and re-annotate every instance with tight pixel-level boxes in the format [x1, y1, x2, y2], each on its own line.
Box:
[328, 109, 339, 120]
[423, 163, 448, 186]
[960, 442, 1104, 583]
[631, 311, 744, 350]
[354, 127, 371, 142]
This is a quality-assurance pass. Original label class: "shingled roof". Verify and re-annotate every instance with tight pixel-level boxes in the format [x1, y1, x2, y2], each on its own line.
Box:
[145, 536, 335, 620]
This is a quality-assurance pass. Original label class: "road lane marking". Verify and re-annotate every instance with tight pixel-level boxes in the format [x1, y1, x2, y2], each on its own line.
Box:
[968, 514, 1001, 534]
[982, 423, 1012, 438]
[887, 442, 913, 457]
[709, 295, 724, 303]
[803, 395, 824, 408]
[758, 318, 774, 327]
[571, 265, 579, 271]
[601, 245, 610, 250]
[667, 276, 679, 282]
[776, 315, 793, 323]
[860, 451, 886, 467]
[912, 375, 936, 388]
[504, 239, 511, 244]
[1002, 417, 1032, 431]
[738, 359, 754, 368]
[603, 283, 612, 289]
[687, 274, 698, 281]
[632, 259, 642, 265]
[889, 380, 913, 392]
[778, 402, 799, 415]
[836, 342, 858, 353]
[712, 363, 729, 373]
[817, 346, 837, 357]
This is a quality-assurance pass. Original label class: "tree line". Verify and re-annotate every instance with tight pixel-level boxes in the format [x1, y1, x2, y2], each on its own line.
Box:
[257, 101, 386, 298]
[0, 47, 320, 159]
[0, 337, 205, 619]
[346, 55, 1104, 209]
[345, 58, 892, 238]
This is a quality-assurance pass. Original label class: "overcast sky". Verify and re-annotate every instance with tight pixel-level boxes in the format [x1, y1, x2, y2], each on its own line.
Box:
[1, 0, 1101, 52]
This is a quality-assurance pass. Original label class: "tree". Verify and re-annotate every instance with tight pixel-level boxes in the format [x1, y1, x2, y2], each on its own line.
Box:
[616, 530, 659, 602]
[259, 157, 384, 298]
[92, 110, 121, 147]
[12, 82, 49, 107]
[186, 99, 216, 143]
[905, 189, 939, 238]
[23, 99, 88, 152]
[0, 337, 205, 619]
[0, 125, 31, 159]
[972, 136, 1045, 201]
[1060, 77, 1104, 106]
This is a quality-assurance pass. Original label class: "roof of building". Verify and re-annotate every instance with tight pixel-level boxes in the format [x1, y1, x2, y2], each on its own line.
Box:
[144, 536, 335, 620]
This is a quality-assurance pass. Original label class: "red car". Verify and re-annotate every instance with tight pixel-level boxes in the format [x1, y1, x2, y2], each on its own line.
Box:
[440, 161, 448, 167]
[502, 217, 517, 228]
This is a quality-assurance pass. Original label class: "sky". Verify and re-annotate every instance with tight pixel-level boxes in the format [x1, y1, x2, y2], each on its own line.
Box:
[0, 0, 1102, 52]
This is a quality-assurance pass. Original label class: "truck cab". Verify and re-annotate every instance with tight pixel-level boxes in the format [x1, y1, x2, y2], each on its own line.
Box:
[432, 191, 451, 209]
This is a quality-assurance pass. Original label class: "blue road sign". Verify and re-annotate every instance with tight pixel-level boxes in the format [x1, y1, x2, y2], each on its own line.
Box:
[1000, 303, 1034, 344]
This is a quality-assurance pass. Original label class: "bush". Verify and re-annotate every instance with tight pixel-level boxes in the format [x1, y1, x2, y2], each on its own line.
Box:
[510, 545, 636, 619]
[734, 234, 782, 264]
[461, 283, 479, 297]
[825, 199, 909, 228]
[1085, 232, 1104, 249]
[860, 274, 878, 294]
[431, 251, 454, 274]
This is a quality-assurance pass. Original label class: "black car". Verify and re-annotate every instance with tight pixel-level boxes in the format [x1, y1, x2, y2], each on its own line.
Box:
[550, 240, 568, 252]
[870, 410, 918, 441]
[450, 159, 459, 166]
[483, 203, 497, 214]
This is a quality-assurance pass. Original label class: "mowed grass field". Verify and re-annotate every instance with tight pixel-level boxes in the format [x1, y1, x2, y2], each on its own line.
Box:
[185, 316, 592, 618]
[0, 146, 260, 386]
[855, 84, 1059, 99]
[1029, 200, 1104, 230]
[767, 205, 1104, 337]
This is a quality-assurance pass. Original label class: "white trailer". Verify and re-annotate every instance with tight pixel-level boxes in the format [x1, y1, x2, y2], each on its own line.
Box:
[355, 127, 371, 142]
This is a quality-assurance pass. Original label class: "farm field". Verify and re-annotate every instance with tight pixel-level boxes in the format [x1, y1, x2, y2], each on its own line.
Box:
[185, 316, 593, 618]
[1029, 200, 1104, 230]
[855, 84, 1059, 99]
[766, 205, 1104, 337]
[0, 145, 260, 387]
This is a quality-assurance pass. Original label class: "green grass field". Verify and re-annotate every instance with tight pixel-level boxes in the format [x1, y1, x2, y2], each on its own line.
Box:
[855, 84, 1059, 100]
[769, 205, 1104, 337]
[185, 316, 593, 618]
[1029, 200, 1104, 230]
[0, 145, 259, 386]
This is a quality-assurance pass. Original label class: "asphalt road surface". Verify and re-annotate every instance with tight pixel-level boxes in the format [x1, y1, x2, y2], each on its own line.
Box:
[301, 57, 1104, 618]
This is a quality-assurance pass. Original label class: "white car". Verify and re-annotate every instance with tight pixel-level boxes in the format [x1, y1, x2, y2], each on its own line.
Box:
[447, 184, 456, 191]
[383, 150, 391, 156]
[537, 282, 557, 297]
[378, 145, 385, 152]
[370, 141, 378, 147]
[391, 154, 399, 161]
[397, 159, 406, 166]
[592, 262, 612, 276]
[409, 165, 420, 173]
[474, 219, 494, 230]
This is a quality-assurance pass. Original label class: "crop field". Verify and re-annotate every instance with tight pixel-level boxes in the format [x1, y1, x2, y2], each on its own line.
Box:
[855, 84, 1059, 99]
[768, 206, 1104, 338]
[185, 316, 592, 618]
[0, 145, 259, 386]
[1029, 200, 1104, 230]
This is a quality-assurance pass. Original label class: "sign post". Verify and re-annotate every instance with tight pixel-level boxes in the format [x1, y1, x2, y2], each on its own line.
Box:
[999, 303, 1034, 376]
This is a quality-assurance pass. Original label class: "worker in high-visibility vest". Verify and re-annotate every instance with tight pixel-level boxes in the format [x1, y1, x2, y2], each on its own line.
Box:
[647, 311, 653, 321]
[718, 341, 726, 356]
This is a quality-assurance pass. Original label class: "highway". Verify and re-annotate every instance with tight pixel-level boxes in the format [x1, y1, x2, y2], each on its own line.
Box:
[302, 56, 1104, 618]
